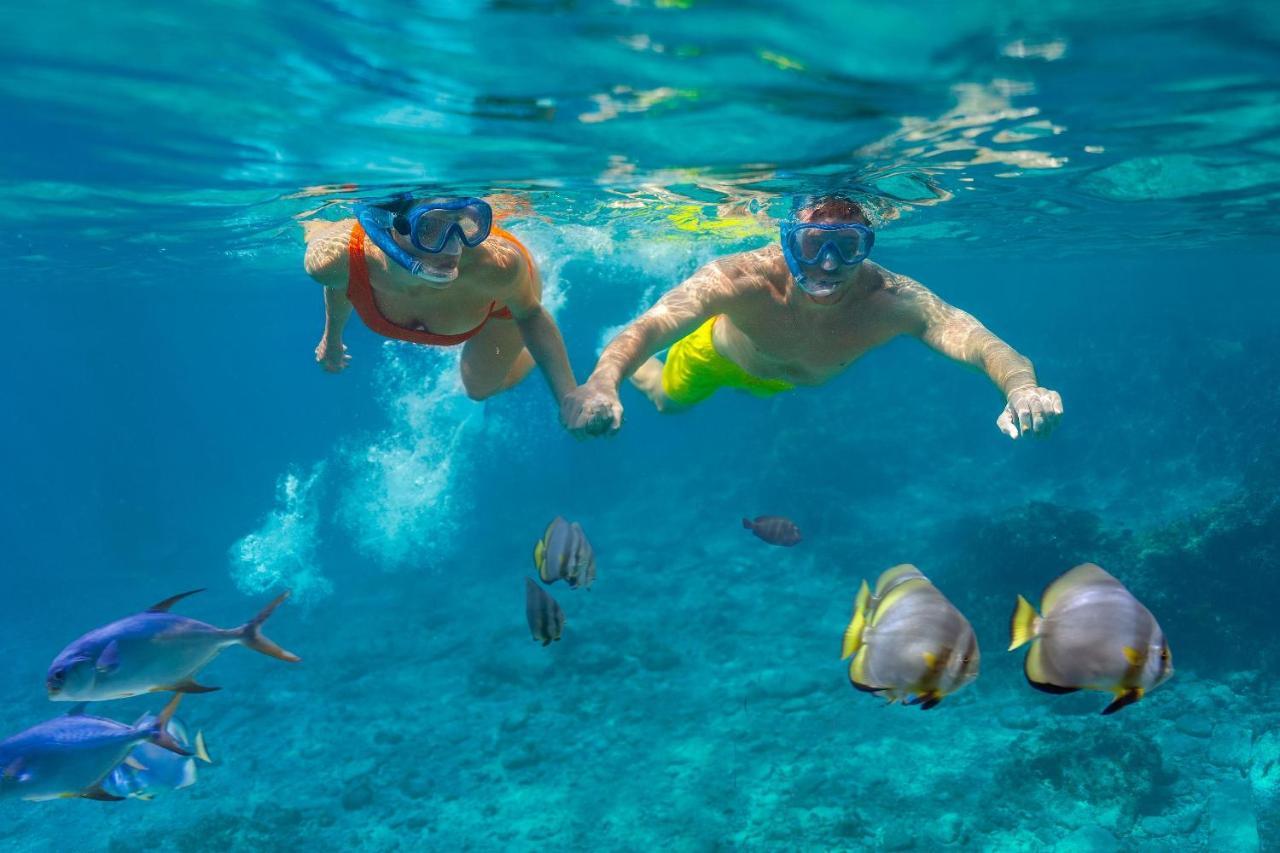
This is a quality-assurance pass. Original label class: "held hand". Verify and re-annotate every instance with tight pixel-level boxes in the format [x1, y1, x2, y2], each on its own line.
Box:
[561, 381, 624, 439]
[997, 386, 1063, 439]
[315, 338, 351, 374]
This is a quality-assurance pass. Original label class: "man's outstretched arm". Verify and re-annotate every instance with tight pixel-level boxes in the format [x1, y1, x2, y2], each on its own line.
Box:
[901, 281, 1063, 438]
[562, 261, 737, 437]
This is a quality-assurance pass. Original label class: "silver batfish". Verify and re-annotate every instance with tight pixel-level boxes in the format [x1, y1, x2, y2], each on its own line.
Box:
[534, 517, 596, 589]
[103, 715, 212, 800]
[1009, 563, 1172, 715]
[841, 564, 979, 710]
[525, 578, 565, 646]
[47, 590, 300, 701]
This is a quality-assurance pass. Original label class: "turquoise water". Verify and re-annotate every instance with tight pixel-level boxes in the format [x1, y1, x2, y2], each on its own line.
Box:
[3, 1, 1280, 850]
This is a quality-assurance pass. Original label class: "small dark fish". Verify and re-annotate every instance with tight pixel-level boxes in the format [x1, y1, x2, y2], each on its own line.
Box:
[742, 516, 802, 547]
[525, 578, 565, 646]
[533, 517, 597, 589]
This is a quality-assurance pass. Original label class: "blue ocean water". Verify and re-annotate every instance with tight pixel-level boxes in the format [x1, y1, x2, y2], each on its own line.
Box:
[3, 0, 1279, 849]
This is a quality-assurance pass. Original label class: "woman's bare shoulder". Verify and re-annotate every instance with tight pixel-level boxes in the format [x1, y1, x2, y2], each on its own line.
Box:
[302, 218, 356, 285]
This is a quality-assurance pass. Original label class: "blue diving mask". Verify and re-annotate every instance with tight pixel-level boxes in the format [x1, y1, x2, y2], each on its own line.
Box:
[779, 221, 875, 295]
[356, 197, 493, 281]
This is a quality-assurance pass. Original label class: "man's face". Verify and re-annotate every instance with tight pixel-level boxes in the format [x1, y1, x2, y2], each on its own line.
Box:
[788, 210, 866, 301]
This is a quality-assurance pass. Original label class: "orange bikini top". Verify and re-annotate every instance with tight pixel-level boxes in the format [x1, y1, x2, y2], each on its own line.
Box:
[345, 223, 531, 346]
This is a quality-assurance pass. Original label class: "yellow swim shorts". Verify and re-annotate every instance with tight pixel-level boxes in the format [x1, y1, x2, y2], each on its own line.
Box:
[661, 316, 794, 407]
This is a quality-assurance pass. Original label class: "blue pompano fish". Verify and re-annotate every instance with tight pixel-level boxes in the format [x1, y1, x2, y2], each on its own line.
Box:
[47, 590, 300, 701]
[0, 695, 187, 802]
[103, 715, 211, 801]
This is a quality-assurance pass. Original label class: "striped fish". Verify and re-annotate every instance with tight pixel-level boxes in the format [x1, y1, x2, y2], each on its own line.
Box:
[841, 564, 979, 710]
[525, 578, 564, 647]
[1009, 563, 1173, 715]
[742, 515, 802, 546]
[533, 517, 597, 589]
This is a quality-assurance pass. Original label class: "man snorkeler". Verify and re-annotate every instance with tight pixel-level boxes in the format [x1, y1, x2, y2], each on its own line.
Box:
[303, 195, 576, 408]
[561, 194, 1062, 439]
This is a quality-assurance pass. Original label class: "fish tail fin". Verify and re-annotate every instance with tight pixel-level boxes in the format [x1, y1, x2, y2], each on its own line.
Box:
[194, 731, 213, 764]
[1008, 595, 1041, 651]
[840, 581, 871, 660]
[146, 695, 191, 757]
[742, 518, 753, 530]
[238, 591, 302, 663]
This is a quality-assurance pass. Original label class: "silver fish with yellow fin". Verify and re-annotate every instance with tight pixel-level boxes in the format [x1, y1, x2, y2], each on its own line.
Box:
[1009, 563, 1172, 715]
[103, 715, 212, 801]
[841, 564, 979, 710]
[525, 578, 565, 646]
[533, 517, 596, 589]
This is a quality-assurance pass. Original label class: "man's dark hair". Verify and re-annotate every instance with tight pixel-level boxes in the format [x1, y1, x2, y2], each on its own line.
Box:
[793, 194, 870, 226]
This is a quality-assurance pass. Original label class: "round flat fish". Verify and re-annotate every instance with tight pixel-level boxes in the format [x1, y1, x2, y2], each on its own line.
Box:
[525, 578, 565, 646]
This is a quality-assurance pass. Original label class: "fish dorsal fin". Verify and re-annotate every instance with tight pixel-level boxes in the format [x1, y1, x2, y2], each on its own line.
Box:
[147, 589, 206, 613]
[873, 564, 927, 598]
[66, 703, 89, 717]
[1040, 564, 1118, 614]
[870, 578, 930, 628]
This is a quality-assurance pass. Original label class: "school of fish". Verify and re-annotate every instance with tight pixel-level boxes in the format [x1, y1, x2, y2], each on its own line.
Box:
[2, 509, 1178, 810]
[0, 591, 298, 803]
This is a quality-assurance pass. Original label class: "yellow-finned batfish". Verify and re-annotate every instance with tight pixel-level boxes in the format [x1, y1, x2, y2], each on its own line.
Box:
[533, 517, 596, 589]
[104, 715, 212, 800]
[525, 578, 564, 647]
[1009, 563, 1172, 715]
[840, 564, 979, 710]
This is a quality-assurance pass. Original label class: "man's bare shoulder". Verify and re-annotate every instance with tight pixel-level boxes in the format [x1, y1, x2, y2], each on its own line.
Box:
[864, 264, 942, 333]
[709, 245, 787, 300]
[302, 218, 354, 286]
